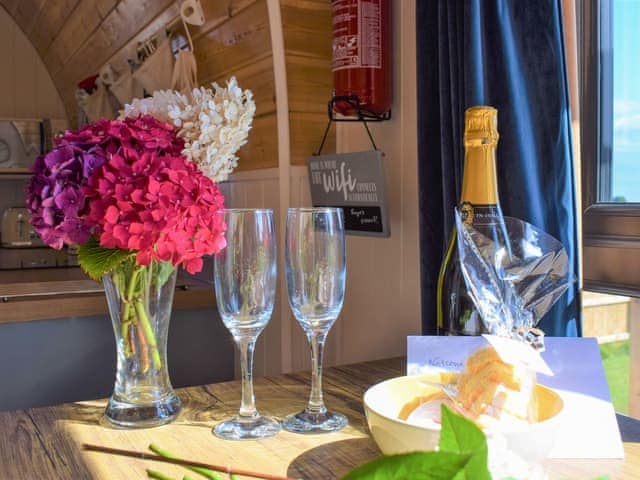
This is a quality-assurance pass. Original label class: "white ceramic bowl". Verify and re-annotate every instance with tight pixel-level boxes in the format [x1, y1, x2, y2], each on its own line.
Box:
[363, 374, 564, 461]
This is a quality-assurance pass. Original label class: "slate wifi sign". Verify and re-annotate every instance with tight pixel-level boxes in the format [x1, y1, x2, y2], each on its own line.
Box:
[307, 150, 390, 237]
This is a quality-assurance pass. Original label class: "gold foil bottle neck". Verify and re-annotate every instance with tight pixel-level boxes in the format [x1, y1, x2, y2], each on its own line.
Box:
[464, 106, 499, 146]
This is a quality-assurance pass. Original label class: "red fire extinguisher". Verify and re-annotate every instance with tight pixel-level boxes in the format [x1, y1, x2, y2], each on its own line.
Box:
[331, 0, 392, 118]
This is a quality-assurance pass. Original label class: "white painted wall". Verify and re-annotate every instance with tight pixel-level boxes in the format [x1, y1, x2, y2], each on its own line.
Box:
[277, 0, 421, 371]
[0, 6, 66, 120]
[332, 0, 420, 365]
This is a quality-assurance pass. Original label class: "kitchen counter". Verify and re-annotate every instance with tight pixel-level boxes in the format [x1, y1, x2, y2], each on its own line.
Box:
[0, 266, 216, 324]
[1, 279, 102, 298]
[0, 245, 70, 269]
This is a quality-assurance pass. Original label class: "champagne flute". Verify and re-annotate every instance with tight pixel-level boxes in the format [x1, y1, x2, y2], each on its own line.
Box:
[283, 207, 348, 433]
[213, 209, 281, 440]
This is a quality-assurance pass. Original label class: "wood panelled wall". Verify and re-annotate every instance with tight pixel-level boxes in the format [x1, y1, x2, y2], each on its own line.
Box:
[281, 0, 335, 161]
[0, 0, 334, 171]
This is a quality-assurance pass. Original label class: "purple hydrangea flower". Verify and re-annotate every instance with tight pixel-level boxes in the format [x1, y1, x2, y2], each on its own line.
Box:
[26, 144, 106, 249]
[26, 116, 185, 251]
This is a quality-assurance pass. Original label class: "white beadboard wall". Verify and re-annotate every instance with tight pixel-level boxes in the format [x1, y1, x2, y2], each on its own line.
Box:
[220, 0, 420, 375]
[217, 170, 285, 378]
[218, 167, 334, 377]
[0, 6, 66, 120]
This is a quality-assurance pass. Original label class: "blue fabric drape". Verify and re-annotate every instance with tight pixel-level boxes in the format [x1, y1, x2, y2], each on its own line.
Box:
[417, 0, 581, 336]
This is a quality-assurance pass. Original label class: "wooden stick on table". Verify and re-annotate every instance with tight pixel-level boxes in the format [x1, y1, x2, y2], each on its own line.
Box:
[82, 444, 301, 480]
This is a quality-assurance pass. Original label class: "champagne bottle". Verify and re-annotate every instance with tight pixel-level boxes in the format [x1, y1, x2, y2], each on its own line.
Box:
[437, 106, 507, 335]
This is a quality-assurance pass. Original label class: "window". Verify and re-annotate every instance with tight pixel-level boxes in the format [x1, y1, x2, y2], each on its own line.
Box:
[579, 0, 640, 418]
[609, 1, 640, 203]
[580, 0, 640, 296]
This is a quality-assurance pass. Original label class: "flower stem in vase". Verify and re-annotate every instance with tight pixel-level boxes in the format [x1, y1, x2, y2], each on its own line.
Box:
[135, 295, 162, 371]
[117, 263, 163, 372]
[134, 320, 150, 374]
[103, 259, 180, 427]
[115, 269, 134, 357]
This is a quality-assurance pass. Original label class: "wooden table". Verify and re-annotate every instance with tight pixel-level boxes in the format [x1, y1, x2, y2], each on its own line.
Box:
[1, 358, 639, 479]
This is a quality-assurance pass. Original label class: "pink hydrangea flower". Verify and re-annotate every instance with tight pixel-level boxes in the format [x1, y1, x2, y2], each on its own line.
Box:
[83, 119, 226, 273]
[56, 116, 184, 158]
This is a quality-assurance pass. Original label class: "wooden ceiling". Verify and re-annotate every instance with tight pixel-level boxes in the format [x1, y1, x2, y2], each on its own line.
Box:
[0, 1, 267, 121]
[0, 0, 334, 169]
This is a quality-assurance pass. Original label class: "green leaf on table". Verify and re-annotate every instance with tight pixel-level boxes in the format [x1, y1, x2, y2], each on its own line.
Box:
[341, 451, 470, 480]
[439, 404, 490, 480]
[77, 236, 134, 281]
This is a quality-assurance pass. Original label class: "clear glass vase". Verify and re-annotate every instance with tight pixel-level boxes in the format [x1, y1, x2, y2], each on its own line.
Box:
[103, 260, 181, 428]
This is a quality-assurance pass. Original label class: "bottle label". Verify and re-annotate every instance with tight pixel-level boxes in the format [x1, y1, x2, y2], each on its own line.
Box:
[459, 202, 474, 225]
[459, 203, 503, 227]
[332, 0, 383, 71]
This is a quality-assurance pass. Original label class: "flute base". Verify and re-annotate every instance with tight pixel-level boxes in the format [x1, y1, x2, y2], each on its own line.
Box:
[282, 409, 348, 434]
[213, 415, 281, 440]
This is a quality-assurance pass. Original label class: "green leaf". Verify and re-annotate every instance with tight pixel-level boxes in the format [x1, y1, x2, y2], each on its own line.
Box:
[341, 451, 470, 480]
[439, 405, 490, 480]
[77, 236, 134, 281]
[154, 260, 176, 288]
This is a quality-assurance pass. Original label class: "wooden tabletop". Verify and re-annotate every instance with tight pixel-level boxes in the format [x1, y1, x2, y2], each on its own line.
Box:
[0, 357, 639, 479]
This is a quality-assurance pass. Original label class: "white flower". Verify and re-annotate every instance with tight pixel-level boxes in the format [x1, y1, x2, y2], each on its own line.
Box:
[120, 77, 256, 183]
[487, 434, 548, 480]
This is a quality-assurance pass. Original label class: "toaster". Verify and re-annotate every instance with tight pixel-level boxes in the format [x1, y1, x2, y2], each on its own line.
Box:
[1, 207, 46, 247]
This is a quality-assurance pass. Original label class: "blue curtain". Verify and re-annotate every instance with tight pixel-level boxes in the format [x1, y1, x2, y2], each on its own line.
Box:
[417, 0, 581, 336]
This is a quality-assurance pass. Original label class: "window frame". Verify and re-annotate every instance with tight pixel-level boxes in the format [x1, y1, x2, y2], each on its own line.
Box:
[579, 0, 640, 297]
